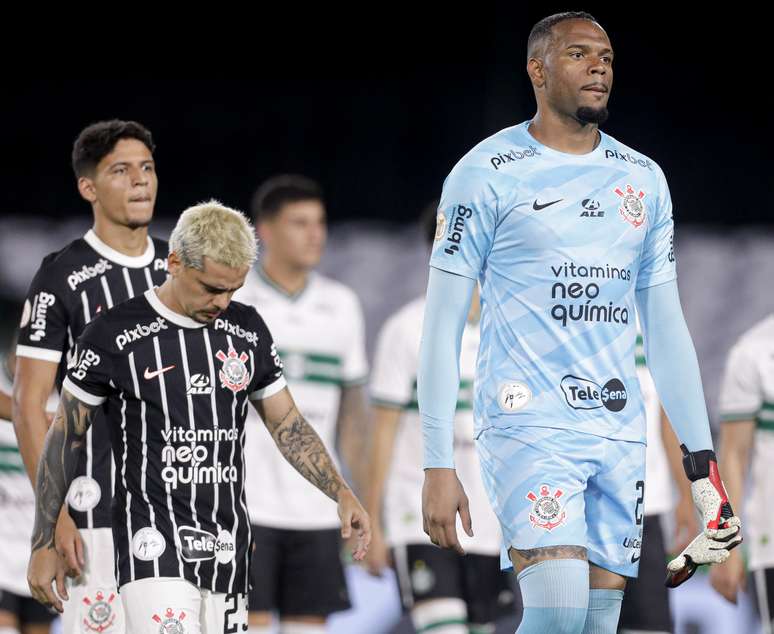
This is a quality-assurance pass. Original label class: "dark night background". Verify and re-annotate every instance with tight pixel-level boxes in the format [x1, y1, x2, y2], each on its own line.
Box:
[2, 6, 771, 227]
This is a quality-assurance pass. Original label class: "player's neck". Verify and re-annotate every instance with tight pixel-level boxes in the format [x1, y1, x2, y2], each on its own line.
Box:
[92, 216, 150, 257]
[154, 280, 186, 317]
[529, 110, 600, 155]
[260, 257, 310, 297]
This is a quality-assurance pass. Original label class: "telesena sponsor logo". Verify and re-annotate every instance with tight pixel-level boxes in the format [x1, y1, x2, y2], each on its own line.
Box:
[443, 205, 473, 255]
[115, 317, 168, 350]
[177, 526, 235, 564]
[213, 318, 258, 346]
[490, 145, 540, 170]
[67, 258, 113, 291]
[560, 375, 628, 412]
[604, 149, 654, 171]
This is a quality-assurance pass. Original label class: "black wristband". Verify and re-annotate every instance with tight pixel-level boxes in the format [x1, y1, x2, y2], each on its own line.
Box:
[680, 444, 718, 482]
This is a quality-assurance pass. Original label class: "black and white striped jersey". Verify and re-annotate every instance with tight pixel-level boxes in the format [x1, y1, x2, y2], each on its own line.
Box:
[17, 230, 168, 530]
[63, 289, 286, 593]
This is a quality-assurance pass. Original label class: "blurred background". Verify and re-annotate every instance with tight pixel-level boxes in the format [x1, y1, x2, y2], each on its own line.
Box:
[2, 4, 772, 633]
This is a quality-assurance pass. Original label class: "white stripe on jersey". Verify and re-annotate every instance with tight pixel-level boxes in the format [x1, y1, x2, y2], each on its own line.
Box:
[226, 334, 239, 593]
[119, 391, 134, 581]
[177, 329, 203, 586]
[129, 351, 160, 578]
[153, 336, 184, 578]
[81, 290, 91, 323]
[100, 275, 114, 309]
[86, 427, 94, 529]
[242, 353, 254, 592]
[202, 329, 223, 590]
[144, 268, 155, 291]
[123, 268, 135, 297]
[393, 544, 413, 609]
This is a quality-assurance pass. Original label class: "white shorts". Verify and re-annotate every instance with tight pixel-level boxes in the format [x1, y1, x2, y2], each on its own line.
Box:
[62, 527, 125, 634]
[120, 578, 247, 634]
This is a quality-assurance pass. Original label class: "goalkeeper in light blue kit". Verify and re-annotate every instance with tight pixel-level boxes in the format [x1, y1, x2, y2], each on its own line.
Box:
[418, 11, 742, 634]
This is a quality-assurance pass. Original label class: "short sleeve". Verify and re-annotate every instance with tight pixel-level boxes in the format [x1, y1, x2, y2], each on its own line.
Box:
[429, 165, 497, 281]
[636, 170, 677, 290]
[718, 341, 762, 422]
[370, 312, 416, 409]
[17, 265, 69, 364]
[247, 310, 287, 401]
[341, 292, 368, 387]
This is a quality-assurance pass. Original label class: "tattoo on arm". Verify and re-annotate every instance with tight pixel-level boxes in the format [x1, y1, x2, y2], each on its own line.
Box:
[30, 390, 96, 552]
[265, 405, 347, 502]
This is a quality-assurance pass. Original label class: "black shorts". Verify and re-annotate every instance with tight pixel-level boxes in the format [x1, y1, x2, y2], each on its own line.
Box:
[618, 513, 672, 632]
[248, 524, 350, 617]
[392, 543, 516, 626]
[0, 588, 56, 625]
[750, 567, 774, 632]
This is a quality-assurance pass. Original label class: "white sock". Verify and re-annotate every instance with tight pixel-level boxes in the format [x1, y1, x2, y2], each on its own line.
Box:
[411, 597, 468, 634]
[279, 623, 326, 634]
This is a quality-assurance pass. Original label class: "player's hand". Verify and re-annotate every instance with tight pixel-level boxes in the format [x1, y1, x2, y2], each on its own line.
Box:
[55, 506, 84, 578]
[665, 448, 742, 588]
[28, 547, 67, 613]
[337, 488, 371, 561]
[364, 523, 391, 576]
[709, 547, 746, 604]
[672, 492, 699, 555]
[422, 468, 473, 555]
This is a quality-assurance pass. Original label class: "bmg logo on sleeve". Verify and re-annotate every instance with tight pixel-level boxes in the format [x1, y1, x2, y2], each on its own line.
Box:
[560, 375, 627, 412]
[443, 205, 473, 255]
[71, 348, 101, 381]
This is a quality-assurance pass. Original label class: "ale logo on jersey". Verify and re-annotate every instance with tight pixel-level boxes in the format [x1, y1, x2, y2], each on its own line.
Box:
[152, 608, 187, 634]
[526, 484, 567, 531]
[186, 373, 213, 395]
[178, 526, 235, 564]
[216, 346, 251, 393]
[560, 375, 627, 412]
[614, 184, 646, 228]
[81, 589, 117, 633]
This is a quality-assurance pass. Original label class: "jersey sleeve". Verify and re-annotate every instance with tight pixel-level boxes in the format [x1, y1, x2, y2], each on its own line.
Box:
[247, 310, 287, 401]
[370, 312, 415, 409]
[16, 262, 69, 364]
[61, 321, 115, 406]
[429, 164, 498, 281]
[636, 169, 677, 290]
[718, 340, 762, 422]
[340, 291, 368, 387]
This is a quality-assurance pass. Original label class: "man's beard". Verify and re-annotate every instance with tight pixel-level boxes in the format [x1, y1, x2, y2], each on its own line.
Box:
[576, 106, 609, 125]
[125, 218, 153, 230]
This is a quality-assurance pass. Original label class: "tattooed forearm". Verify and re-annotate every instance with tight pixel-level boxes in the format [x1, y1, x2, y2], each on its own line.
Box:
[30, 390, 96, 552]
[268, 405, 347, 502]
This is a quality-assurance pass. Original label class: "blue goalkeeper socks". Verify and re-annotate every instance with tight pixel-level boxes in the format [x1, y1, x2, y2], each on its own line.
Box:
[582, 588, 624, 634]
[516, 559, 589, 634]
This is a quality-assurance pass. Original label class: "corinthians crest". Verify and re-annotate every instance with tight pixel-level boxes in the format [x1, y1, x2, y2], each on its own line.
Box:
[82, 590, 117, 632]
[216, 346, 251, 393]
[152, 608, 187, 634]
[614, 184, 647, 228]
[526, 484, 567, 531]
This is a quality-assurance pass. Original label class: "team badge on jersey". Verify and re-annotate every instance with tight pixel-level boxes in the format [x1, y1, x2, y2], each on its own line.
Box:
[526, 484, 567, 531]
[152, 608, 187, 634]
[81, 590, 117, 633]
[434, 212, 447, 241]
[614, 184, 647, 228]
[216, 346, 251, 393]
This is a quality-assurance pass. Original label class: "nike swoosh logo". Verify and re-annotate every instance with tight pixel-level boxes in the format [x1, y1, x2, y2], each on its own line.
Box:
[533, 198, 563, 211]
[631, 553, 640, 564]
[144, 365, 175, 380]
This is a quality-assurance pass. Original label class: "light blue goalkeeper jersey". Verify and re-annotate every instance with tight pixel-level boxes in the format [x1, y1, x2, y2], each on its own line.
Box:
[429, 120, 676, 444]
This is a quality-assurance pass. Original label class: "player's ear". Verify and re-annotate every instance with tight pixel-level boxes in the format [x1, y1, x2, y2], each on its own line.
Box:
[527, 57, 546, 88]
[77, 176, 98, 204]
[166, 251, 183, 277]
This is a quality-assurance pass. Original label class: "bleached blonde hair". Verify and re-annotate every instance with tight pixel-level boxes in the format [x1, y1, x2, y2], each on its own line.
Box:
[169, 200, 258, 270]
